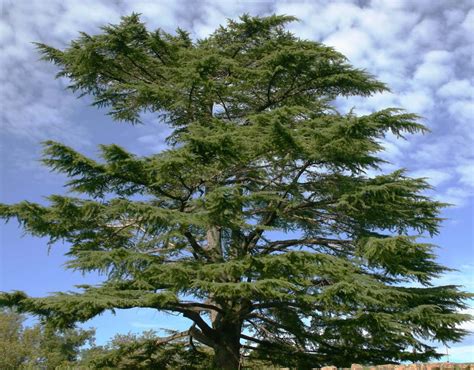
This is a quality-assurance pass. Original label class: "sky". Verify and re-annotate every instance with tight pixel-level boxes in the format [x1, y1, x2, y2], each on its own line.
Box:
[1, 0, 473, 362]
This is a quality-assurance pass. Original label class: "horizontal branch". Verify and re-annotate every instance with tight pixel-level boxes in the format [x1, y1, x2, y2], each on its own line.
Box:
[156, 330, 190, 345]
[177, 301, 223, 314]
[240, 333, 268, 345]
[257, 237, 353, 254]
[251, 301, 312, 310]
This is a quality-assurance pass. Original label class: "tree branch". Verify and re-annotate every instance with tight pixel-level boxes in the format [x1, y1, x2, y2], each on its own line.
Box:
[183, 231, 211, 261]
[189, 325, 216, 347]
[178, 301, 224, 314]
[216, 90, 233, 121]
[156, 330, 190, 345]
[170, 306, 215, 340]
[257, 237, 352, 255]
[245, 160, 313, 252]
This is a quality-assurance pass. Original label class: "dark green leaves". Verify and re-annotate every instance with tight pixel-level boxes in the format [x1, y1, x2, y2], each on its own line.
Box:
[0, 286, 178, 329]
[356, 236, 446, 283]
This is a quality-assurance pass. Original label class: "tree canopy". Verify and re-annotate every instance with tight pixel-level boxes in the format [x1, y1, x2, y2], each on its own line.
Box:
[0, 14, 471, 369]
[81, 330, 213, 369]
[0, 309, 94, 369]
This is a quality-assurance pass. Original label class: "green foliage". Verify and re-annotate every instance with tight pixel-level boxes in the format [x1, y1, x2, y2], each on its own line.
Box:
[0, 309, 94, 369]
[1, 14, 472, 369]
[81, 331, 213, 369]
[0, 309, 27, 369]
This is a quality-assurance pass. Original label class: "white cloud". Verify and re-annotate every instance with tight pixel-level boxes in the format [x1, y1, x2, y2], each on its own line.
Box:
[434, 186, 473, 207]
[324, 29, 373, 64]
[459, 308, 474, 332]
[136, 134, 168, 154]
[277, 2, 360, 40]
[412, 134, 466, 165]
[192, 0, 270, 39]
[449, 100, 474, 132]
[410, 169, 452, 187]
[51, 1, 122, 40]
[0, 0, 123, 146]
[380, 140, 403, 162]
[399, 90, 434, 115]
[424, 50, 452, 65]
[370, 0, 406, 10]
[121, 0, 179, 31]
[444, 8, 466, 27]
[410, 18, 442, 47]
[461, 9, 474, 34]
[438, 79, 473, 100]
[457, 163, 474, 188]
[413, 51, 454, 88]
[432, 267, 474, 296]
[0, 18, 14, 44]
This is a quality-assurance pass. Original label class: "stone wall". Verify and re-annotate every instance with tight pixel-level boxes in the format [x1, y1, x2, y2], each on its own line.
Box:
[316, 363, 474, 370]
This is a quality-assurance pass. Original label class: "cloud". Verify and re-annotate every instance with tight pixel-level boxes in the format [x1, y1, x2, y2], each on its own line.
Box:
[380, 140, 403, 162]
[398, 90, 435, 115]
[449, 101, 474, 135]
[413, 51, 454, 88]
[438, 79, 473, 100]
[459, 308, 474, 333]
[324, 29, 374, 63]
[432, 265, 474, 292]
[189, 0, 272, 39]
[457, 163, 474, 188]
[410, 19, 442, 47]
[0, 0, 189, 174]
[0, 0, 123, 146]
[435, 187, 474, 207]
[136, 134, 169, 154]
[278, 1, 474, 213]
[410, 168, 453, 187]
[120, 0, 180, 31]
[461, 9, 474, 34]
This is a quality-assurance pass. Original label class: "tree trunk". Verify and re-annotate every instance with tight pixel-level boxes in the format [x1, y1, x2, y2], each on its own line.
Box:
[213, 337, 241, 370]
[212, 318, 242, 370]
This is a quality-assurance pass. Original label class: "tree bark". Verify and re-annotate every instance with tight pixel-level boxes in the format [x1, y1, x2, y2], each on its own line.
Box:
[212, 333, 241, 370]
[211, 316, 242, 370]
[207, 226, 222, 260]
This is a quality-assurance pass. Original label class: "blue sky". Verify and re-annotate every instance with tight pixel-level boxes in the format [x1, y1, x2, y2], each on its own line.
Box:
[1, 0, 473, 362]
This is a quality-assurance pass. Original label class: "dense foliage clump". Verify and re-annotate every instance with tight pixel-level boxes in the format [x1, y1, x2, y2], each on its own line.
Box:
[0, 309, 94, 369]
